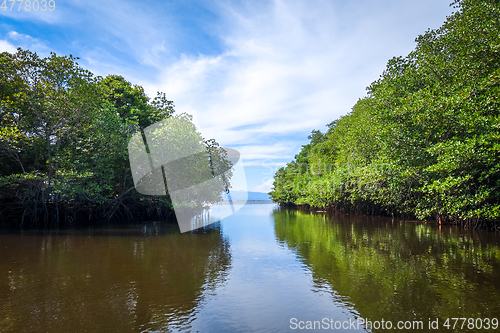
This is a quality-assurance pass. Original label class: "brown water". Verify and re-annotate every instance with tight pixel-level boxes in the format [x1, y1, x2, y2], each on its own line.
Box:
[0, 204, 499, 332]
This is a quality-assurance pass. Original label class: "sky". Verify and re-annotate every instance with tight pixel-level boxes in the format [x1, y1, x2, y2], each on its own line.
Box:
[0, 0, 456, 193]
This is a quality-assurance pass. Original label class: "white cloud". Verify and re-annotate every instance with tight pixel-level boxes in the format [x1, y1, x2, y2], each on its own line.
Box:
[145, 0, 454, 167]
[5, 31, 50, 55]
[60, 0, 180, 70]
[253, 179, 274, 193]
[0, 40, 16, 53]
[242, 160, 287, 168]
[234, 142, 297, 161]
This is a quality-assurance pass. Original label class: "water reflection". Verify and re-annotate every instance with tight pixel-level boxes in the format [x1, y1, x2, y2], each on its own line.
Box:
[1, 206, 499, 332]
[0, 224, 230, 332]
[274, 209, 500, 332]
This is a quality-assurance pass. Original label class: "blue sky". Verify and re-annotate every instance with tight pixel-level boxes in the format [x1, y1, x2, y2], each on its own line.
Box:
[0, 0, 455, 193]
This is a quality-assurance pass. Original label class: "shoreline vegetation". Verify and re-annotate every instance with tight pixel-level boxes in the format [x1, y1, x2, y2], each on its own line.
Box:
[0, 50, 229, 228]
[270, 0, 500, 231]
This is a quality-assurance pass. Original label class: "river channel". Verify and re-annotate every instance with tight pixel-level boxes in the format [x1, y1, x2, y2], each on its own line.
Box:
[1, 203, 499, 332]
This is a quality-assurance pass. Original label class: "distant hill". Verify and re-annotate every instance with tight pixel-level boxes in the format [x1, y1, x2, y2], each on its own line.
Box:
[228, 190, 272, 201]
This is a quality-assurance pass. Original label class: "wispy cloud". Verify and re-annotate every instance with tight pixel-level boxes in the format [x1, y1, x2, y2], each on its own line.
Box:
[3, 31, 50, 55]
[55, 0, 216, 78]
[253, 178, 274, 193]
[146, 0, 453, 163]
[234, 142, 298, 161]
[0, 39, 16, 53]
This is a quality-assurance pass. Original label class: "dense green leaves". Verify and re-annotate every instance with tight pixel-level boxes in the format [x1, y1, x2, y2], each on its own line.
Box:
[0, 49, 226, 227]
[270, 0, 500, 229]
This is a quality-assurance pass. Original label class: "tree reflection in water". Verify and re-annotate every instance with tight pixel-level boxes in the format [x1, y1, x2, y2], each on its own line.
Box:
[274, 209, 500, 332]
[0, 223, 231, 332]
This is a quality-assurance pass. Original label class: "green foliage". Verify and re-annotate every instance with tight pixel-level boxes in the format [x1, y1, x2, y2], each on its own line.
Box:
[0, 49, 226, 227]
[270, 0, 500, 229]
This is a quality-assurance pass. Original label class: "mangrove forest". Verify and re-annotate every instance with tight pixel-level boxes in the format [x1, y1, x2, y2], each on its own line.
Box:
[0, 49, 229, 227]
[270, 0, 500, 230]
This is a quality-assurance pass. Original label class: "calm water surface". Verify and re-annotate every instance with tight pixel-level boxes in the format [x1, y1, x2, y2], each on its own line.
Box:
[1, 203, 499, 332]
